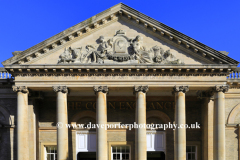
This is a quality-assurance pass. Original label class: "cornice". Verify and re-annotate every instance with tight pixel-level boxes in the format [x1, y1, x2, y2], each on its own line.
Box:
[3, 65, 235, 81]
[119, 3, 239, 65]
[27, 18, 119, 65]
[120, 17, 213, 64]
[4, 64, 235, 77]
[2, 3, 239, 66]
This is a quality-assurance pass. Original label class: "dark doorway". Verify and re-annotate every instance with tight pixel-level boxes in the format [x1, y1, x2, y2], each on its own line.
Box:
[77, 152, 96, 160]
[147, 151, 165, 160]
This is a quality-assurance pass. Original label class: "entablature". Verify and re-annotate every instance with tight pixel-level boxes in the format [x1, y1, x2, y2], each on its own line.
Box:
[6, 64, 231, 89]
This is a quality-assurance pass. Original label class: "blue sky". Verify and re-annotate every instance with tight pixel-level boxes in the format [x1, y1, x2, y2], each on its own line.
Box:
[0, 0, 239, 66]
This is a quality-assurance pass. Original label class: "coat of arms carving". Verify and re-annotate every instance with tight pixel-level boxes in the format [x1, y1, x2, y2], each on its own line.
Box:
[58, 30, 183, 64]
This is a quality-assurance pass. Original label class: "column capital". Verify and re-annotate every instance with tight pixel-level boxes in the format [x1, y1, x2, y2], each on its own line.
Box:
[213, 85, 229, 93]
[93, 86, 109, 94]
[134, 85, 149, 93]
[53, 86, 68, 93]
[12, 86, 29, 94]
[173, 85, 189, 93]
[197, 90, 214, 99]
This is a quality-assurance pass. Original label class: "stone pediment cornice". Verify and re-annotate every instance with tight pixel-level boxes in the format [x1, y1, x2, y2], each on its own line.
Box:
[2, 3, 239, 66]
[4, 64, 236, 78]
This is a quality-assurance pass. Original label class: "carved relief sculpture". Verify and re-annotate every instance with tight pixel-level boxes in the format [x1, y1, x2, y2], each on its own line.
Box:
[58, 30, 184, 64]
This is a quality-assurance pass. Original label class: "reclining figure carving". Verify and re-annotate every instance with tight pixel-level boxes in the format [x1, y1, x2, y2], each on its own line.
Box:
[58, 30, 183, 64]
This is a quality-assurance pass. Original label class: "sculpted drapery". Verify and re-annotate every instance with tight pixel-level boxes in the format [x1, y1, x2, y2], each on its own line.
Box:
[58, 30, 183, 64]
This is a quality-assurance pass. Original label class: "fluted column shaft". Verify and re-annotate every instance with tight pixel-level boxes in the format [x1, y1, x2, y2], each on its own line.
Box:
[13, 86, 29, 160]
[213, 85, 228, 160]
[53, 86, 68, 160]
[94, 86, 108, 160]
[173, 86, 189, 160]
[134, 85, 148, 160]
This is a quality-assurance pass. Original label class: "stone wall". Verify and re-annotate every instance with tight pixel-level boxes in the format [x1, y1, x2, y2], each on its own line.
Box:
[225, 97, 240, 160]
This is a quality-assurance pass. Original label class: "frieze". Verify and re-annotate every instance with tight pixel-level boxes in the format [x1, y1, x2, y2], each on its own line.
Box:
[58, 30, 183, 65]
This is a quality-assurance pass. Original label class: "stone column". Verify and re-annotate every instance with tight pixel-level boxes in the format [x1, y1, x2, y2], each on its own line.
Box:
[238, 124, 240, 160]
[13, 86, 29, 160]
[197, 91, 214, 160]
[173, 86, 189, 160]
[28, 100, 36, 160]
[53, 86, 69, 160]
[134, 85, 148, 160]
[213, 85, 229, 160]
[94, 86, 108, 160]
[10, 126, 14, 160]
[239, 124, 240, 160]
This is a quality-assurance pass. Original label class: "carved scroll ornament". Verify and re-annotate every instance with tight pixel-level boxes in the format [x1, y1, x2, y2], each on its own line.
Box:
[213, 85, 229, 93]
[12, 86, 29, 94]
[53, 86, 68, 93]
[173, 86, 189, 93]
[93, 86, 109, 94]
[134, 85, 149, 93]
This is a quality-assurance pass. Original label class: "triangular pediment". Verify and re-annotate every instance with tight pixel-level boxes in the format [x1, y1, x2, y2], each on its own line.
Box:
[2, 3, 239, 66]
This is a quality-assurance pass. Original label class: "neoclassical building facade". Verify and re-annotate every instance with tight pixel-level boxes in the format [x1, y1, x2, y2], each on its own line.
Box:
[0, 3, 240, 160]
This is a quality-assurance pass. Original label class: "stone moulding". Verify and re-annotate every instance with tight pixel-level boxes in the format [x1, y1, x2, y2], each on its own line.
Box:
[11, 73, 228, 79]
[5, 66, 233, 78]
[227, 103, 240, 124]
[2, 3, 238, 66]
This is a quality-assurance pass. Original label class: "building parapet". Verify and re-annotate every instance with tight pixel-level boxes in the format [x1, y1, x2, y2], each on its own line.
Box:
[227, 67, 240, 79]
[0, 67, 12, 79]
[227, 67, 240, 88]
